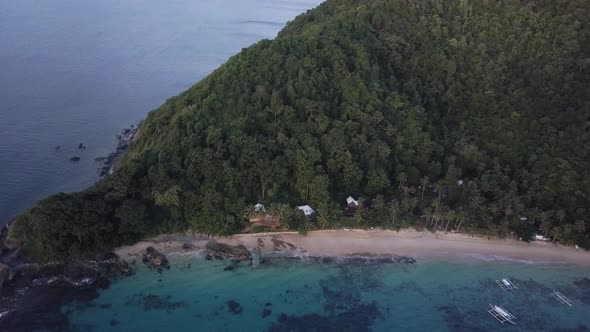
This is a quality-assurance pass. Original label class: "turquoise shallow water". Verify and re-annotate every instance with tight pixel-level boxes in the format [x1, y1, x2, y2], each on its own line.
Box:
[64, 255, 590, 331]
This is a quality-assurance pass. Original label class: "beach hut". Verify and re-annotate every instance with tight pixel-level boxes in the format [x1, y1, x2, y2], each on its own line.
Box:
[534, 234, 550, 241]
[343, 196, 359, 217]
[346, 196, 358, 208]
[297, 205, 315, 216]
[254, 203, 266, 214]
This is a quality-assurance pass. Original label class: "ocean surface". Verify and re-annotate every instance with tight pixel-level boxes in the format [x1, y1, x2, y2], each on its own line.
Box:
[14, 254, 587, 332]
[0, 0, 322, 224]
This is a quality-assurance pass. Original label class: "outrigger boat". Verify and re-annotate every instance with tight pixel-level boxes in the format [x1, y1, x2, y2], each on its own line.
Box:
[488, 304, 517, 324]
[496, 277, 518, 291]
[551, 291, 573, 306]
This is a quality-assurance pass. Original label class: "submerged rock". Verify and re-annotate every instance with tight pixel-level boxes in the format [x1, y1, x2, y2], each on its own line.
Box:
[205, 241, 251, 262]
[69, 156, 80, 162]
[227, 300, 243, 315]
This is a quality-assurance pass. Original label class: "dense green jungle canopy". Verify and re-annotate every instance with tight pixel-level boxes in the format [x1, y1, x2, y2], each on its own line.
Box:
[8, 0, 590, 260]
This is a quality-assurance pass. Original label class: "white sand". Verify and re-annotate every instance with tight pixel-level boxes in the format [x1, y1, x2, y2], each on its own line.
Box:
[115, 228, 590, 266]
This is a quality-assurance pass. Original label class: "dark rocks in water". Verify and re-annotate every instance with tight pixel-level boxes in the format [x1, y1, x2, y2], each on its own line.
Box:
[55, 145, 60, 150]
[266, 302, 272, 307]
[553, 325, 590, 332]
[262, 308, 272, 318]
[573, 277, 590, 289]
[226, 300, 243, 315]
[122, 128, 131, 135]
[0, 262, 15, 288]
[223, 260, 240, 272]
[0, 250, 132, 331]
[573, 277, 590, 305]
[125, 293, 186, 312]
[109, 319, 119, 326]
[69, 156, 80, 162]
[205, 241, 251, 262]
[99, 303, 112, 309]
[94, 156, 106, 162]
[268, 302, 380, 332]
[142, 247, 170, 272]
[78, 143, 86, 149]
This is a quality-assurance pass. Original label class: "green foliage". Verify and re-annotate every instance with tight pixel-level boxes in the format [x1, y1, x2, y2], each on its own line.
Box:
[9, 0, 590, 260]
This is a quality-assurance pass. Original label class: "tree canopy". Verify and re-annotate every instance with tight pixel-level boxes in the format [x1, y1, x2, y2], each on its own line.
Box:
[8, 0, 590, 261]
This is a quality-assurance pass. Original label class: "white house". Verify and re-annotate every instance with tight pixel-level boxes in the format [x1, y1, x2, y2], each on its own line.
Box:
[254, 203, 266, 214]
[346, 196, 359, 207]
[297, 205, 315, 216]
[534, 234, 550, 241]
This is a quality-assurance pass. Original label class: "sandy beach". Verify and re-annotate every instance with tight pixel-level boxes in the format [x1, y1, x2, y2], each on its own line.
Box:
[115, 228, 590, 267]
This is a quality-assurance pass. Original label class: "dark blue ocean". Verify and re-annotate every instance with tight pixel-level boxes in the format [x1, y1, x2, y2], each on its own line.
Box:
[0, 0, 321, 224]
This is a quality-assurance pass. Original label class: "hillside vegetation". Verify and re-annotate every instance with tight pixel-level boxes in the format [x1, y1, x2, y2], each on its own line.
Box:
[8, 0, 590, 260]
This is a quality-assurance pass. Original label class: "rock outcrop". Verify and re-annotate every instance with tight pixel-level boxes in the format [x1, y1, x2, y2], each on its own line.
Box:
[142, 247, 170, 272]
[205, 241, 251, 262]
[0, 262, 14, 288]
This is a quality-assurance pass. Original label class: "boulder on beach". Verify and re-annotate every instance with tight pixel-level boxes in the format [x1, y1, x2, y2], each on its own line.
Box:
[205, 241, 251, 262]
[142, 247, 170, 272]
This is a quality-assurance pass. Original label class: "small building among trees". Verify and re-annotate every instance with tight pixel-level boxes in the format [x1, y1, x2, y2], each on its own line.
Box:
[343, 195, 359, 217]
[247, 203, 281, 230]
[297, 205, 315, 216]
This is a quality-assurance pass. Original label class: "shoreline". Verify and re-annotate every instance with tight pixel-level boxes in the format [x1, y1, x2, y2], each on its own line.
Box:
[115, 228, 590, 267]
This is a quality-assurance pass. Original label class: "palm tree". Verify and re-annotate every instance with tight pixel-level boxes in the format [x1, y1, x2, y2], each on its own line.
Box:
[444, 210, 456, 233]
[422, 208, 433, 228]
[455, 212, 465, 233]
[409, 197, 418, 214]
[242, 205, 258, 221]
[317, 207, 330, 230]
[420, 176, 429, 200]
[540, 219, 552, 238]
[387, 200, 399, 226]
[574, 220, 586, 233]
[397, 172, 407, 192]
[539, 211, 551, 236]
[555, 210, 566, 224]
[551, 226, 563, 243]
[562, 224, 573, 244]
[269, 203, 290, 228]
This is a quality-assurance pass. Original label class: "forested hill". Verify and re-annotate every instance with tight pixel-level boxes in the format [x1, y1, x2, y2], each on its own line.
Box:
[8, 0, 590, 261]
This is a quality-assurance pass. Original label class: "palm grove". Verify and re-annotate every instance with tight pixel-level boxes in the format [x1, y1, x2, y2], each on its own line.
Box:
[8, 0, 589, 261]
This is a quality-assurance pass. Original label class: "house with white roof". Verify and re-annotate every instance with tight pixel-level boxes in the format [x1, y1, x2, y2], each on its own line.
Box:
[346, 196, 358, 208]
[297, 205, 315, 216]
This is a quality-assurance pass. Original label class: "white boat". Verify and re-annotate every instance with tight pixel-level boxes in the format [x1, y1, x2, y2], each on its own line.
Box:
[496, 277, 518, 291]
[488, 304, 517, 324]
[551, 291, 573, 306]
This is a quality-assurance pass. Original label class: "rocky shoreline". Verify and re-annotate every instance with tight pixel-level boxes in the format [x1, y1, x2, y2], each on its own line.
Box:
[96, 121, 142, 177]
[0, 233, 419, 331]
